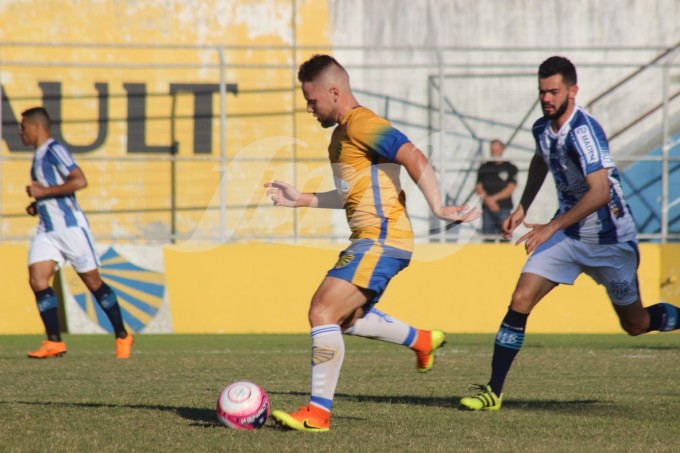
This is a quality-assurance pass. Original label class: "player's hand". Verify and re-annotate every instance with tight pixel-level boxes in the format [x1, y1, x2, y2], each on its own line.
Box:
[515, 221, 558, 255]
[26, 202, 37, 216]
[502, 206, 525, 240]
[26, 181, 47, 199]
[434, 204, 482, 224]
[263, 180, 300, 207]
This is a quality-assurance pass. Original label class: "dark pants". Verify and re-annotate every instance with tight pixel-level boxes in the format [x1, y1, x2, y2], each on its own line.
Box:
[482, 208, 511, 242]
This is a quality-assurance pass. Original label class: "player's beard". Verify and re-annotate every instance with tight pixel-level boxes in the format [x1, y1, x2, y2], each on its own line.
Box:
[542, 97, 569, 120]
[319, 117, 337, 128]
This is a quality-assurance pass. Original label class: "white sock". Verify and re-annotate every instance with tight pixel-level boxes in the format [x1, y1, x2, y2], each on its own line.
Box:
[344, 307, 418, 347]
[310, 324, 344, 412]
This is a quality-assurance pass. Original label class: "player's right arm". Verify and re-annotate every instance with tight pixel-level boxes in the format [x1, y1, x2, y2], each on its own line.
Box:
[26, 167, 88, 200]
[264, 180, 343, 208]
[502, 154, 548, 238]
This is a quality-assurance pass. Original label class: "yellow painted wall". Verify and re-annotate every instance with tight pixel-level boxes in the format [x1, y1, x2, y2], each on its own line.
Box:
[0, 245, 44, 334]
[162, 242, 666, 334]
[1, 242, 675, 334]
[0, 0, 335, 241]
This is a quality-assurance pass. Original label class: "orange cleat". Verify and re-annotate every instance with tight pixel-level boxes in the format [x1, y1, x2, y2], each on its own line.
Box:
[271, 404, 330, 432]
[27, 340, 67, 358]
[413, 329, 446, 373]
[115, 334, 134, 359]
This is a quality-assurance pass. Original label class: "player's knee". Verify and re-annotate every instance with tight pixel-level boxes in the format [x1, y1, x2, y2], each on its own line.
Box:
[28, 274, 48, 292]
[619, 319, 647, 336]
[509, 288, 534, 313]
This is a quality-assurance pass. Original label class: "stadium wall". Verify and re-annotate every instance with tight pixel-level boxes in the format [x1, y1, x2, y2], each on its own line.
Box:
[2, 243, 678, 335]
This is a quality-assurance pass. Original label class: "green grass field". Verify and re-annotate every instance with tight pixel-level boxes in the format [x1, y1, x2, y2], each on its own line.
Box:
[1, 333, 678, 452]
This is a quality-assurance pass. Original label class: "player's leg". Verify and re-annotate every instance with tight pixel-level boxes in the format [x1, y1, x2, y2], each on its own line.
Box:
[460, 272, 557, 410]
[27, 260, 68, 358]
[461, 232, 577, 410]
[343, 306, 446, 373]
[27, 233, 67, 358]
[78, 268, 133, 358]
[63, 227, 132, 358]
[332, 241, 443, 371]
[594, 241, 680, 335]
[271, 276, 369, 432]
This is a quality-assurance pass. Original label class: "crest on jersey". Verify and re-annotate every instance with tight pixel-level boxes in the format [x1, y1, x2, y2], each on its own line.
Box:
[335, 252, 354, 269]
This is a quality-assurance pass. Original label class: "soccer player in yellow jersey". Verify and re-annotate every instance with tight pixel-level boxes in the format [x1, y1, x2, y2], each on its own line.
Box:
[265, 54, 481, 432]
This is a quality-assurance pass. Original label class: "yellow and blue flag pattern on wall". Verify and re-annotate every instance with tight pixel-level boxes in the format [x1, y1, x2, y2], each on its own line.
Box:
[63, 247, 165, 333]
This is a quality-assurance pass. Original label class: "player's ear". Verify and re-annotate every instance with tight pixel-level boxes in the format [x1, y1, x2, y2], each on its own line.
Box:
[569, 84, 579, 101]
[329, 85, 340, 102]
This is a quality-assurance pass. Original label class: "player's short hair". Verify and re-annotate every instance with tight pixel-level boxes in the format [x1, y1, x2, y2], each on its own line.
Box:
[490, 139, 505, 148]
[298, 54, 344, 83]
[538, 56, 577, 86]
[21, 106, 51, 129]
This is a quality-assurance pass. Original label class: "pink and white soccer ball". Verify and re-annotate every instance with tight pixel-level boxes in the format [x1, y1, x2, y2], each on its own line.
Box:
[216, 381, 270, 430]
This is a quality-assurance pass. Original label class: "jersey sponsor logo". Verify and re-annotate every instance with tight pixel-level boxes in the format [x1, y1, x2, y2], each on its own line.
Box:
[334, 252, 354, 269]
[311, 345, 336, 365]
[574, 125, 598, 165]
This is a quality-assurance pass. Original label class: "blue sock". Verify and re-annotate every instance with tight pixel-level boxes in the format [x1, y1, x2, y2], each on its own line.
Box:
[488, 309, 528, 395]
[93, 283, 128, 338]
[35, 288, 61, 342]
[646, 303, 680, 332]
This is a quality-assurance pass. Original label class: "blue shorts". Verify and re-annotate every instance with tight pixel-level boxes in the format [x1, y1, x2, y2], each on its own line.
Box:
[522, 230, 641, 305]
[326, 239, 411, 305]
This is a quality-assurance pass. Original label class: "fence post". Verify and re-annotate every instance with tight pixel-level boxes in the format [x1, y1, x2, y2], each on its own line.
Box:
[218, 46, 228, 244]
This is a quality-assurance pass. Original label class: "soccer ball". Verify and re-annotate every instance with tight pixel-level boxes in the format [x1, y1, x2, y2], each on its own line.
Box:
[216, 381, 270, 430]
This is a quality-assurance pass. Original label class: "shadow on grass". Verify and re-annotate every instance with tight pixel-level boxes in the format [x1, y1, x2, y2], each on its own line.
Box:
[266, 391, 601, 413]
[1, 393, 604, 426]
[0, 400, 221, 428]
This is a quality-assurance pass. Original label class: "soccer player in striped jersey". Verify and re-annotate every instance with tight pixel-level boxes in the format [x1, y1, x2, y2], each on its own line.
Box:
[460, 56, 680, 411]
[265, 54, 481, 431]
[21, 107, 133, 359]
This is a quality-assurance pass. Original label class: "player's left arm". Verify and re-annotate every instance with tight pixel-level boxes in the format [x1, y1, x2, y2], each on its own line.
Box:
[26, 166, 88, 200]
[517, 168, 610, 254]
[394, 143, 480, 223]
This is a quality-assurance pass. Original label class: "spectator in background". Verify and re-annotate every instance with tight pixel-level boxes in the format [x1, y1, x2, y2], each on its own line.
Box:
[475, 140, 518, 241]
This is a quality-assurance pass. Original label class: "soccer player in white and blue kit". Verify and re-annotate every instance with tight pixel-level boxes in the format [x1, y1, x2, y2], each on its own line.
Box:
[20, 107, 133, 359]
[460, 56, 680, 411]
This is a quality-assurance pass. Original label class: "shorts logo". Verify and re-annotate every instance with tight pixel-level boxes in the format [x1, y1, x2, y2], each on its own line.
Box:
[311, 346, 336, 365]
[610, 280, 631, 301]
[335, 252, 354, 269]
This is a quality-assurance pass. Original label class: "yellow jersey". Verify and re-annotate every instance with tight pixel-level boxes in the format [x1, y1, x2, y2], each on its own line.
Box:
[328, 107, 414, 252]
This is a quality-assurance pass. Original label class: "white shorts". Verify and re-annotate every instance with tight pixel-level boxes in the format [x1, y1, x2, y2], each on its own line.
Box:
[522, 230, 640, 306]
[29, 227, 101, 273]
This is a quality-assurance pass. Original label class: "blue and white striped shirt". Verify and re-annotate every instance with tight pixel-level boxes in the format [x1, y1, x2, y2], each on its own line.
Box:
[532, 106, 637, 244]
[30, 138, 90, 233]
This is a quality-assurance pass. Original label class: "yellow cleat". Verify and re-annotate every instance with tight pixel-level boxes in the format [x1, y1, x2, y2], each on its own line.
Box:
[459, 384, 503, 411]
[415, 329, 446, 373]
[271, 405, 330, 432]
[27, 340, 67, 358]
